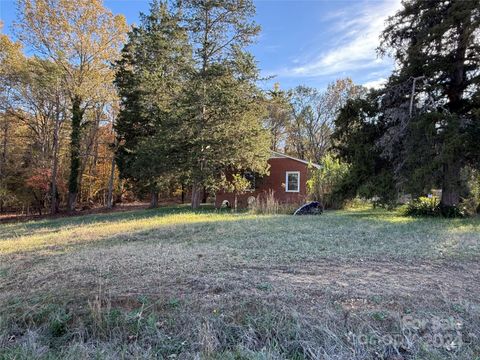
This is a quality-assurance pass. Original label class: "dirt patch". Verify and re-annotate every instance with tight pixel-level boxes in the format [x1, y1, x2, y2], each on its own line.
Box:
[3, 243, 478, 311]
[165, 257, 479, 320]
[265, 259, 480, 302]
[1, 249, 479, 359]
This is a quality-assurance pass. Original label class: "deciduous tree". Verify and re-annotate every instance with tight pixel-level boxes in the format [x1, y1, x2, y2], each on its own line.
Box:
[264, 83, 291, 152]
[15, 0, 127, 211]
[16, 59, 67, 213]
[287, 79, 363, 163]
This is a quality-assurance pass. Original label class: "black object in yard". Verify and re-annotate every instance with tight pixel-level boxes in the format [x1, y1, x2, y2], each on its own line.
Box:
[293, 201, 323, 215]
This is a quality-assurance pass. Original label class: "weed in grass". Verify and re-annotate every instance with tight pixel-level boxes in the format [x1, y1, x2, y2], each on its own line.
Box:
[256, 282, 273, 292]
[168, 298, 181, 308]
[370, 295, 383, 305]
[48, 310, 71, 338]
[371, 311, 388, 322]
[451, 302, 467, 314]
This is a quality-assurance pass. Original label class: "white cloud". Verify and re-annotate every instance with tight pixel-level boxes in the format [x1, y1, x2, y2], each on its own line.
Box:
[279, 0, 401, 78]
[363, 77, 387, 89]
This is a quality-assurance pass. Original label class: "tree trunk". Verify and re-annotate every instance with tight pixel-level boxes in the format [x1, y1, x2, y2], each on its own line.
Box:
[0, 116, 7, 179]
[0, 117, 8, 213]
[80, 106, 101, 205]
[150, 190, 159, 208]
[50, 112, 61, 214]
[191, 182, 202, 209]
[107, 109, 117, 209]
[106, 153, 116, 209]
[67, 95, 84, 213]
[440, 160, 461, 208]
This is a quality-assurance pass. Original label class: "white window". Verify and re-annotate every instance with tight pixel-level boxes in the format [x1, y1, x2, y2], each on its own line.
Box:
[285, 171, 300, 192]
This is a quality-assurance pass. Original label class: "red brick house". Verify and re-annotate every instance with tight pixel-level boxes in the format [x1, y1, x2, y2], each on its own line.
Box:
[215, 151, 320, 208]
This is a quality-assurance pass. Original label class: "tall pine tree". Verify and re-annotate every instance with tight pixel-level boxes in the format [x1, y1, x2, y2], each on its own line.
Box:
[378, 0, 480, 211]
[180, 0, 270, 208]
[114, 1, 192, 206]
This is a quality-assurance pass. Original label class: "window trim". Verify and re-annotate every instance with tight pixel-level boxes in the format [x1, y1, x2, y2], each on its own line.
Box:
[285, 171, 300, 193]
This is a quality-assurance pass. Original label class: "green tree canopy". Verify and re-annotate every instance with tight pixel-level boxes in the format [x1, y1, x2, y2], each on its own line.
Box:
[114, 0, 193, 204]
[178, 0, 270, 208]
[378, 0, 480, 210]
[333, 91, 397, 206]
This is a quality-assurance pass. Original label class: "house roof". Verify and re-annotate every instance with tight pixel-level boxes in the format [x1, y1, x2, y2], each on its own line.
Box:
[270, 150, 321, 169]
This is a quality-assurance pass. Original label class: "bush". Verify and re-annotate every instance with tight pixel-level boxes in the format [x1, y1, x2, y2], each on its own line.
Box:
[461, 167, 480, 216]
[307, 154, 350, 209]
[402, 196, 440, 217]
[401, 196, 466, 218]
[439, 204, 467, 218]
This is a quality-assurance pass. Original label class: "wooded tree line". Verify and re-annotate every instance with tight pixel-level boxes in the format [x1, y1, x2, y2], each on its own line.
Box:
[265, 79, 364, 163]
[0, 0, 127, 215]
[0, 0, 360, 214]
[331, 0, 480, 214]
[1, 0, 479, 215]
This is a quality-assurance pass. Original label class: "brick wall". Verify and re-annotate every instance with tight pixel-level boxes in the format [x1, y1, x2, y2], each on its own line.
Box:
[215, 157, 310, 208]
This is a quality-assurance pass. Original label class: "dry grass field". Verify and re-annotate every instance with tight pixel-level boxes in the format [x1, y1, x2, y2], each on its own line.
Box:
[0, 206, 479, 359]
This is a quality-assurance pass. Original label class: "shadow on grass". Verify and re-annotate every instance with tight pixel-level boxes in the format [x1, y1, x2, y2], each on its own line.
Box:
[0, 209, 263, 257]
[0, 204, 234, 240]
[1, 206, 478, 263]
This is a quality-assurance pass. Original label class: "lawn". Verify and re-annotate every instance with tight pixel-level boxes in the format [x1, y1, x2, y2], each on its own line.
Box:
[0, 206, 479, 359]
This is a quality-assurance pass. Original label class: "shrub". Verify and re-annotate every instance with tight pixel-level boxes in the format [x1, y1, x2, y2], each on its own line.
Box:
[402, 196, 466, 218]
[307, 154, 350, 209]
[439, 205, 467, 218]
[461, 167, 480, 216]
[402, 196, 440, 217]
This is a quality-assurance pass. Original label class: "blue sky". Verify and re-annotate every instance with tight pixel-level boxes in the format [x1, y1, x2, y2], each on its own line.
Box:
[0, 0, 401, 91]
